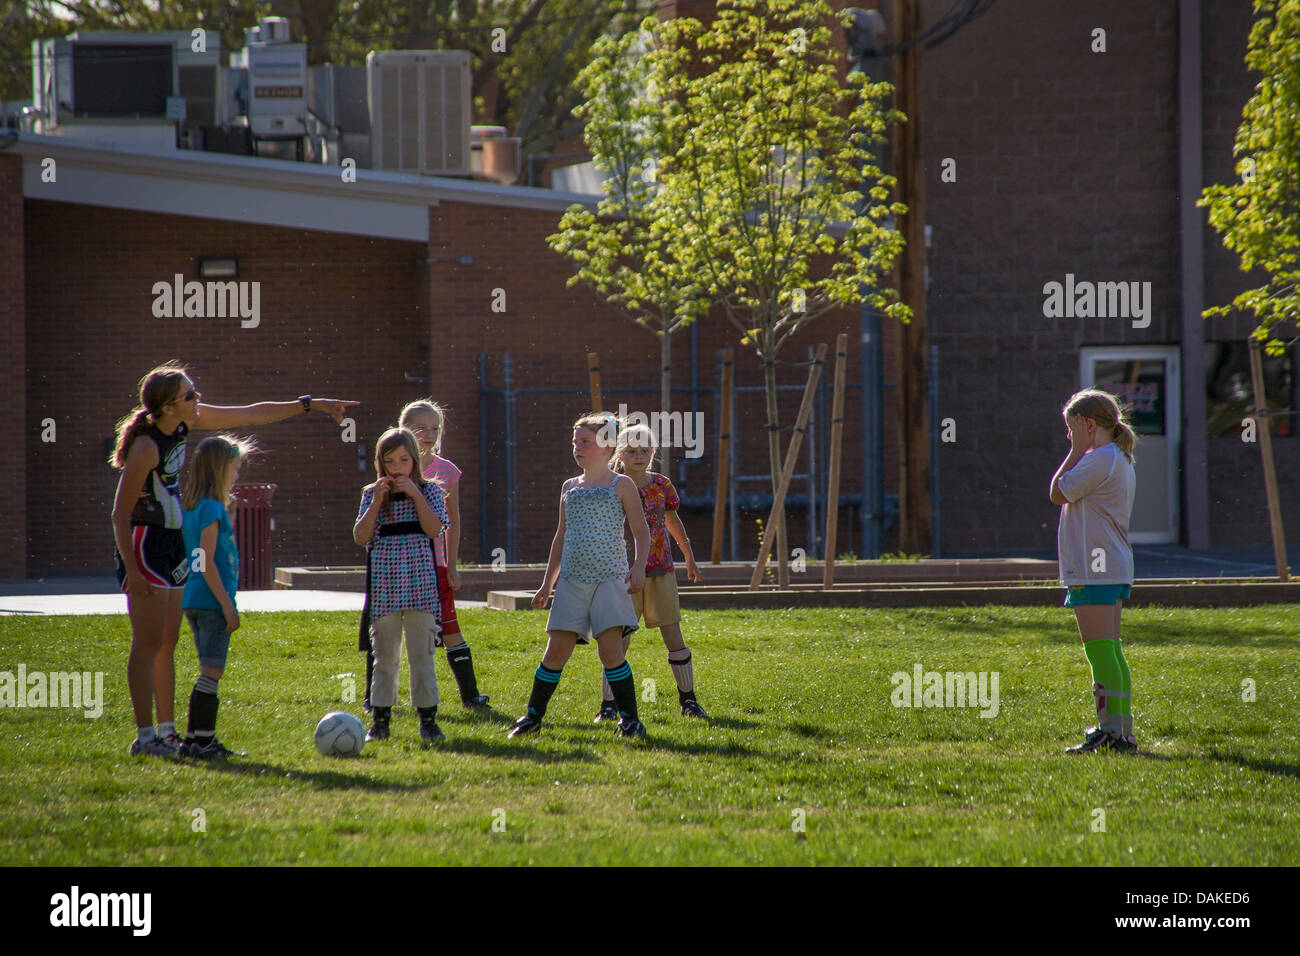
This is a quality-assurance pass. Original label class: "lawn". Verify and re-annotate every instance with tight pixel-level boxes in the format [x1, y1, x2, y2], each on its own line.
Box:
[2, 605, 1297, 865]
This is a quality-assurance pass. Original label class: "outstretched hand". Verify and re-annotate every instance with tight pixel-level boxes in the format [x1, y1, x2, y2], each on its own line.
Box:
[313, 399, 360, 425]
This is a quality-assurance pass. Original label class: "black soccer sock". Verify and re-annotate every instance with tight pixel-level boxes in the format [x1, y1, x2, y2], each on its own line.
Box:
[446, 643, 482, 701]
[526, 664, 563, 718]
[187, 675, 220, 742]
[604, 661, 638, 720]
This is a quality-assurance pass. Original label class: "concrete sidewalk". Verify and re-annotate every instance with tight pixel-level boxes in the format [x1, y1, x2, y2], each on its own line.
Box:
[1, 543, 1291, 615]
[0, 579, 486, 616]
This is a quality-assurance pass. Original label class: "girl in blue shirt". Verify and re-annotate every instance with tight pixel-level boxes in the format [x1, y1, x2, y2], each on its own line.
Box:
[180, 435, 257, 759]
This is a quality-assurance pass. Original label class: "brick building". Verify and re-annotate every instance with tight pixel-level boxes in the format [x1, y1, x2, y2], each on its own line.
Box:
[2, 0, 1296, 580]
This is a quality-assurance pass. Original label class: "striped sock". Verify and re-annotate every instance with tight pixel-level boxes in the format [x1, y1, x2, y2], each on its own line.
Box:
[188, 675, 220, 743]
[668, 647, 694, 693]
[604, 661, 637, 720]
[526, 664, 563, 718]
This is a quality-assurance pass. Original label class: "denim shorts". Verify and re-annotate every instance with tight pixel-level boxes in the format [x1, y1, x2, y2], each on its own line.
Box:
[185, 607, 232, 668]
[1063, 584, 1133, 607]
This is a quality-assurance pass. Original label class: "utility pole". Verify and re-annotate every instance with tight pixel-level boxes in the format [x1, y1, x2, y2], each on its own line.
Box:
[892, 0, 932, 554]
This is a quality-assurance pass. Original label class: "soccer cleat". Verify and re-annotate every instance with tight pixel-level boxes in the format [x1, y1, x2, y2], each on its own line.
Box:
[366, 708, 391, 742]
[1067, 726, 1136, 754]
[594, 700, 619, 723]
[462, 694, 490, 709]
[617, 716, 647, 739]
[418, 713, 446, 746]
[161, 731, 186, 751]
[680, 697, 709, 719]
[129, 736, 179, 758]
[507, 714, 542, 738]
[183, 737, 241, 760]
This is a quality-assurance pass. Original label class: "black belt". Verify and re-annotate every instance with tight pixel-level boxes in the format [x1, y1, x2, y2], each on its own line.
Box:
[377, 521, 426, 537]
[358, 522, 434, 651]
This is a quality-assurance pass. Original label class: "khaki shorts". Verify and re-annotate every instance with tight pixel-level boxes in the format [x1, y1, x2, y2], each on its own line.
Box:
[633, 572, 681, 629]
[547, 576, 639, 643]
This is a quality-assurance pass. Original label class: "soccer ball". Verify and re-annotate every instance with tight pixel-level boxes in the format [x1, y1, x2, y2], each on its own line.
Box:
[315, 711, 366, 757]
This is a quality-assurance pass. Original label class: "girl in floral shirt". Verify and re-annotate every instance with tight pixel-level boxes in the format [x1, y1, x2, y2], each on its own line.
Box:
[599, 424, 708, 720]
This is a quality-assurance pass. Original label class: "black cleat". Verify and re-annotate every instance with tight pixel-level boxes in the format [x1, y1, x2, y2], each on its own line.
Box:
[182, 737, 242, 760]
[617, 716, 647, 739]
[594, 700, 619, 723]
[680, 697, 709, 719]
[419, 715, 446, 747]
[1066, 726, 1136, 754]
[366, 708, 391, 742]
[507, 714, 542, 738]
[462, 694, 490, 709]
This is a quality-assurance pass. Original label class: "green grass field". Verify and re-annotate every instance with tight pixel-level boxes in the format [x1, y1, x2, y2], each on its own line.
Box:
[2, 605, 1298, 865]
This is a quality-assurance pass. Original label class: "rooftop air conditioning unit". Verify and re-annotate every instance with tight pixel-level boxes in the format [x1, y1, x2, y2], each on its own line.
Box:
[230, 17, 307, 142]
[367, 50, 471, 176]
[30, 31, 222, 141]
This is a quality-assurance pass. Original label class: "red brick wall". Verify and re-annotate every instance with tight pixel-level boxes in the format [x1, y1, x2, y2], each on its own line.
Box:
[23, 201, 429, 576]
[1, 155, 26, 577]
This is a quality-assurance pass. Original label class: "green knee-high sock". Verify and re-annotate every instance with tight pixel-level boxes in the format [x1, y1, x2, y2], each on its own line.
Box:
[1114, 641, 1133, 737]
[1083, 640, 1127, 737]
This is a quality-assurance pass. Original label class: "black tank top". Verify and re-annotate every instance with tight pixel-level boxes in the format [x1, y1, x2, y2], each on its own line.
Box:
[129, 421, 188, 528]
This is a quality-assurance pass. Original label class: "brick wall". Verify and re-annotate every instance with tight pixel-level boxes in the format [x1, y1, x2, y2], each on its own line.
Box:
[23, 201, 429, 576]
[1, 154, 26, 577]
[920, 0, 1298, 551]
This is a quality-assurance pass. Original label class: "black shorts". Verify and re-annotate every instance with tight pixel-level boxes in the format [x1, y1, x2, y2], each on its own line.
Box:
[115, 525, 190, 591]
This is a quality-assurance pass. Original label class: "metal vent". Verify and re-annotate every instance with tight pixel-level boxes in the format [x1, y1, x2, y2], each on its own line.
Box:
[367, 51, 471, 175]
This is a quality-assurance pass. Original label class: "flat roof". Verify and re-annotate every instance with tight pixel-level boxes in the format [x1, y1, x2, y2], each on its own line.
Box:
[9, 131, 601, 241]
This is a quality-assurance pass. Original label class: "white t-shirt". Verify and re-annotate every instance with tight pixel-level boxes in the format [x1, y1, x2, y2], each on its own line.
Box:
[1056, 442, 1136, 586]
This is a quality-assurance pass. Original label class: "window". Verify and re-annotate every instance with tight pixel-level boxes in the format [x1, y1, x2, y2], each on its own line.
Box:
[1206, 342, 1293, 437]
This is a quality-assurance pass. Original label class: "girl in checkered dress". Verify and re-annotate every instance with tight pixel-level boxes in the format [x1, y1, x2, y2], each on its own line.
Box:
[354, 427, 449, 745]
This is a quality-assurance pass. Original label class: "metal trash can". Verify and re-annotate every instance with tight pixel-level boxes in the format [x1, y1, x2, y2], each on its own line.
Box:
[230, 483, 277, 590]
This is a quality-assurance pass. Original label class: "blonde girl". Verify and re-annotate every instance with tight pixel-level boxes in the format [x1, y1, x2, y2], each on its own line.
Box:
[1049, 388, 1139, 754]
[179, 435, 258, 759]
[111, 362, 356, 757]
[600, 423, 708, 720]
[354, 427, 449, 745]
[509, 413, 651, 739]
[393, 399, 488, 708]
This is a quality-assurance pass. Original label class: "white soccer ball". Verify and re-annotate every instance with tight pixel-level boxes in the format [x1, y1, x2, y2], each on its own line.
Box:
[315, 711, 366, 757]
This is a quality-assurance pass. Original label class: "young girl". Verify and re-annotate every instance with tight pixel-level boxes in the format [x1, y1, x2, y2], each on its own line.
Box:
[509, 413, 651, 739]
[354, 427, 449, 745]
[111, 362, 356, 757]
[596, 424, 708, 720]
[180, 435, 257, 759]
[395, 400, 488, 708]
[1049, 388, 1138, 754]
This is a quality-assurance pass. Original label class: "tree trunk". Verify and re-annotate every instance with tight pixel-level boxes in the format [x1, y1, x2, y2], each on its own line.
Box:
[660, 327, 672, 480]
[762, 354, 790, 587]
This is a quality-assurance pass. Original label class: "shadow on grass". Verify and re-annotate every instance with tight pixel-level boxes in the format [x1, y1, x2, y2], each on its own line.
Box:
[905, 607, 1299, 649]
[702, 715, 761, 731]
[638, 737, 764, 758]
[185, 759, 428, 791]
[438, 737, 603, 764]
[1204, 749, 1300, 780]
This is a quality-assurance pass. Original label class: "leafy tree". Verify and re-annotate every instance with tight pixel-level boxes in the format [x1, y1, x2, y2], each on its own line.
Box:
[1201, 0, 1300, 355]
[547, 17, 710, 477]
[658, 0, 908, 584]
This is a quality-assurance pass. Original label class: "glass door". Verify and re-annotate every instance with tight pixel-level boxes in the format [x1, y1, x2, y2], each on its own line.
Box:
[1079, 347, 1180, 543]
